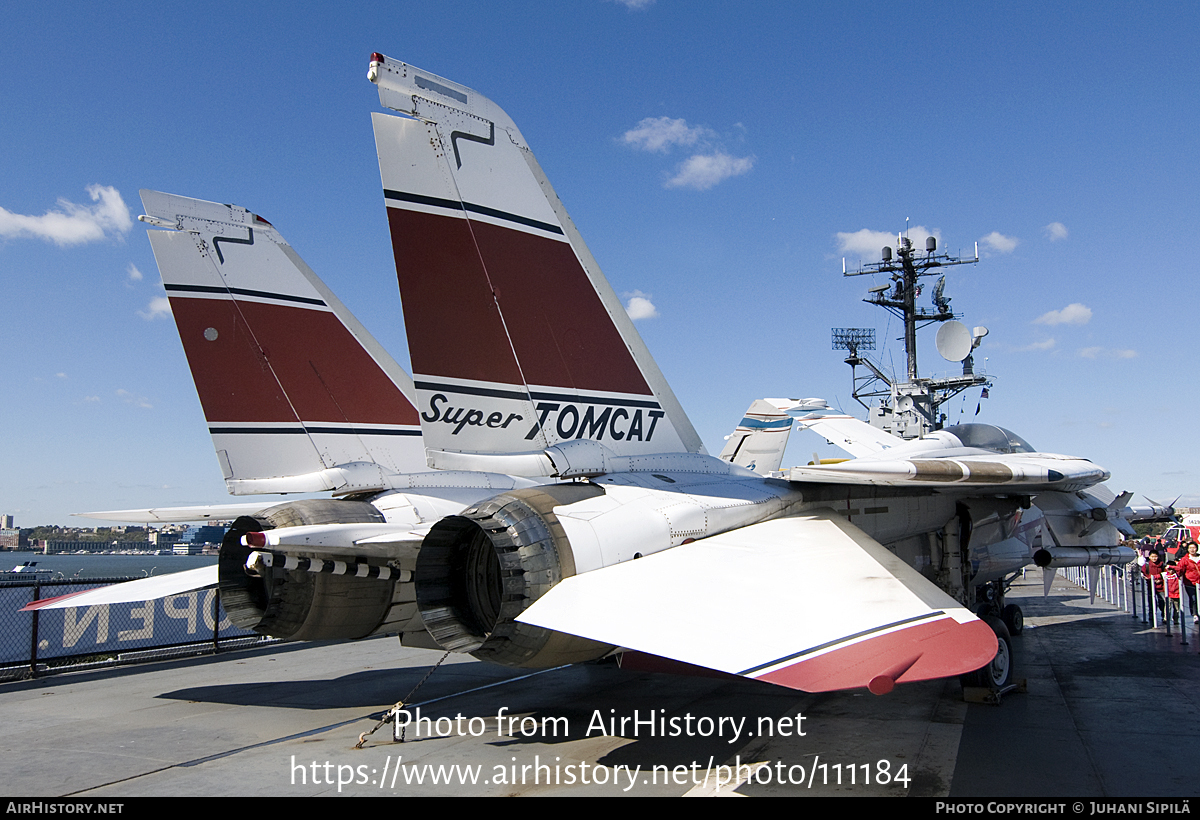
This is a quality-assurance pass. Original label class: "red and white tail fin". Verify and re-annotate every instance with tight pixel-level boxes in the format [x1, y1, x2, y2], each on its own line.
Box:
[140, 190, 425, 495]
[367, 55, 704, 467]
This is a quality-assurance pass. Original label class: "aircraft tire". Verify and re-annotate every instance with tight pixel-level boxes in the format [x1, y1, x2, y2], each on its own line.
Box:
[961, 617, 1013, 691]
[1001, 603, 1024, 635]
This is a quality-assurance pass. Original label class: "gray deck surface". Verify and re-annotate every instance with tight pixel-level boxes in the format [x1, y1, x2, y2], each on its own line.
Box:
[3, 572, 1195, 797]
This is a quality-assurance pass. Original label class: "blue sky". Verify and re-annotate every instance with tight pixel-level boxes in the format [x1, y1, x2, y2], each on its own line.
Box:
[2, 1, 1197, 525]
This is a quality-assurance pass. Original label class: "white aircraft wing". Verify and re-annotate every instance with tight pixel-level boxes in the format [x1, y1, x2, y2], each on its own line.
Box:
[22, 521, 429, 612]
[75, 502, 288, 524]
[20, 566, 219, 612]
[518, 510, 995, 693]
[794, 413, 904, 457]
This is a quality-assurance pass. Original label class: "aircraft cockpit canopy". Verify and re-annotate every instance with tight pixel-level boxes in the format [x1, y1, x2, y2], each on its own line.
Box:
[942, 424, 1035, 455]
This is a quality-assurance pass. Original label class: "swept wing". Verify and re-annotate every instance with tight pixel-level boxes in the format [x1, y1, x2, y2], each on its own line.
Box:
[794, 411, 905, 457]
[519, 512, 995, 693]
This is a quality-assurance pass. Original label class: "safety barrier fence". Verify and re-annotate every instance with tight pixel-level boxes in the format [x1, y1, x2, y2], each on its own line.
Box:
[0, 577, 271, 681]
[1059, 563, 1198, 648]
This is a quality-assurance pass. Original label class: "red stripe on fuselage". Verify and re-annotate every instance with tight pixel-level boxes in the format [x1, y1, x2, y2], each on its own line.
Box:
[387, 207, 653, 396]
[754, 617, 997, 692]
[169, 296, 418, 425]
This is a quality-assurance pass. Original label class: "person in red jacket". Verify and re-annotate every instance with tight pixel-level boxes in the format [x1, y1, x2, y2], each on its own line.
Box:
[1164, 561, 1182, 625]
[1176, 542, 1200, 624]
[1142, 550, 1166, 620]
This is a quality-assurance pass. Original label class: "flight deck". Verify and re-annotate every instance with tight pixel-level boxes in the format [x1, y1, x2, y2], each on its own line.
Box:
[2, 572, 1195, 798]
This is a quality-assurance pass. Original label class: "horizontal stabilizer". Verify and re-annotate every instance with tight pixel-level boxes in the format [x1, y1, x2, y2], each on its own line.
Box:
[75, 502, 281, 524]
[518, 511, 996, 693]
[21, 565, 218, 612]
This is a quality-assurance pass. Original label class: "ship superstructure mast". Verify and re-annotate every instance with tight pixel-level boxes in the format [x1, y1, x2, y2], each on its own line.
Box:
[836, 231, 992, 439]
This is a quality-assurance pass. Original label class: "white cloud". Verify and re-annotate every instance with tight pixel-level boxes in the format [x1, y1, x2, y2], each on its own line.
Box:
[836, 226, 940, 259]
[84, 395, 101, 403]
[1017, 338, 1057, 352]
[609, 0, 655, 10]
[664, 152, 755, 190]
[622, 116, 753, 191]
[138, 296, 172, 320]
[0, 185, 132, 246]
[127, 263, 143, 282]
[623, 290, 659, 320]
[837, 229, 894, 258]
[622, 117, 712, 153]
[980, 231, 1019, 254]
[1034, 303, 1091, 326]
[1077, 347, 1136, 360]
[116, 388, 152, 409]
[1044, 222, 1068, 241]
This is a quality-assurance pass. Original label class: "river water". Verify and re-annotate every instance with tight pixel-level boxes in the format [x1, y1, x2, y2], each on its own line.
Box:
[3, 551, 218, 580]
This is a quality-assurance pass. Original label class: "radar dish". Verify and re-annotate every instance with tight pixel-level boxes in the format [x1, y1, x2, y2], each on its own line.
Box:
[936, 320, 973, 362]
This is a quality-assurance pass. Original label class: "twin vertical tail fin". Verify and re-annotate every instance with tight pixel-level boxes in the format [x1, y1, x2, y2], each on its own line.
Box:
[367, 55, 704, 470]
[718, 399, 796, 475]
[140, 190, 425, 495]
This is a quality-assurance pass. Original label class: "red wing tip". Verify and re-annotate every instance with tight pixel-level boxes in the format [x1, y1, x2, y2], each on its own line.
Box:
[19, 590, 93, 612]
[868, 675, 896, 696]
[756, 617, 998, 693]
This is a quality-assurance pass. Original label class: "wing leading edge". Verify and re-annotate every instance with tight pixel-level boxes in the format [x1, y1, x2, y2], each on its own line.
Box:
[20, 566, 220, 612]
[518, 511, 996, 693]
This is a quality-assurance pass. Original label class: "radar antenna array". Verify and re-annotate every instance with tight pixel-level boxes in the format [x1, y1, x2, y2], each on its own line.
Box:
[834, 228, 993, 439]
[831, 328, 876, 356]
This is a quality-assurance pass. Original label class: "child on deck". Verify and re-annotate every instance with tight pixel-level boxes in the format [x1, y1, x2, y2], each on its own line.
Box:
[1164, 562, 1182, 626]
